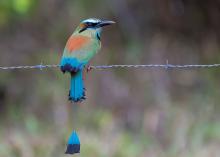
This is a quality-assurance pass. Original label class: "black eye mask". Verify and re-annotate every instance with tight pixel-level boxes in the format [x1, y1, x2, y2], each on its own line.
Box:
[79, 22, 100, 33]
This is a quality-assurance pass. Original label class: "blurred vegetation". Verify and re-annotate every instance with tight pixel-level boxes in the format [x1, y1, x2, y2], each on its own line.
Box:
[0, 0, 220, 157]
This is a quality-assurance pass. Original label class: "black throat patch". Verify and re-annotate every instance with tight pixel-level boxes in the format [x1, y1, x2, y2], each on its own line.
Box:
[96, 33, 101, 41]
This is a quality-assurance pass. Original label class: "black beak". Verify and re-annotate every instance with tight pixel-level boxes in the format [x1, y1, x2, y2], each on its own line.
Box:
[97, 20, 115, 28]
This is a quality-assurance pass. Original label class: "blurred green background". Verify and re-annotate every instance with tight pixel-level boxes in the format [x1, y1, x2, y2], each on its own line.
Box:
[0, 0, 220, 157]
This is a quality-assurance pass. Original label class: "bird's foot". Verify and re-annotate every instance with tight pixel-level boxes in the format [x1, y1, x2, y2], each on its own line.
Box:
[86, 66, 93, 73]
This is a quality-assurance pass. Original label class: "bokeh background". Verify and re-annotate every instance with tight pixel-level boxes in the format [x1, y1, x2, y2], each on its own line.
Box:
[0, 0, 220, 157]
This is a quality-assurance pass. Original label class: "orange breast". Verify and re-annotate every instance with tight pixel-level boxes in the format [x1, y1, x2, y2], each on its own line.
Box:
[66, 36, 90, 52]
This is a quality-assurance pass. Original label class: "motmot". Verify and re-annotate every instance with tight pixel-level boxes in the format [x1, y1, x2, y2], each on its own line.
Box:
[60, 18, 115, 102]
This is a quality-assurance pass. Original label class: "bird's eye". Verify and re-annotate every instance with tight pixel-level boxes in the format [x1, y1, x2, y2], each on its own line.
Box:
[86, 22, 97, 27]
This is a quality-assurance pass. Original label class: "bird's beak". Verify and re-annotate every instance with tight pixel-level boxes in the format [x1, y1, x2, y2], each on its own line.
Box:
[97, 20, 116, 28]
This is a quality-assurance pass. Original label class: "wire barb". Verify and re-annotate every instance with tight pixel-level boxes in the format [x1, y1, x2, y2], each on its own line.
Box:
[1, 63, 220, 71]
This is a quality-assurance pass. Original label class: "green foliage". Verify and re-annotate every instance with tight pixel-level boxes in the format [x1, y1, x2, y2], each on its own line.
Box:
[0, 0, 37, 28]
[12, 0, 32, 14]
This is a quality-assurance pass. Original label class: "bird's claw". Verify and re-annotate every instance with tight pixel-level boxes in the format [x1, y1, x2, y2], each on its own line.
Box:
[86, 66, 93, 73]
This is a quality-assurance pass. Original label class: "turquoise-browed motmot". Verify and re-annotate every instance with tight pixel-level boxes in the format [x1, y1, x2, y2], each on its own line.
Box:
[60, 18, 115, 154]
[60, 18, 115, 102]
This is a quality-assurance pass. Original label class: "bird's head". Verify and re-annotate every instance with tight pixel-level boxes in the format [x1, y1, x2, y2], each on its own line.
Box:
[75, 18, 115, 40]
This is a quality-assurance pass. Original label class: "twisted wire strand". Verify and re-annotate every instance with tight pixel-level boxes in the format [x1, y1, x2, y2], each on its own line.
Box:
[1, 63, 220, 70]
[91, 64, 220, 69]
[0, 64, 60, 70]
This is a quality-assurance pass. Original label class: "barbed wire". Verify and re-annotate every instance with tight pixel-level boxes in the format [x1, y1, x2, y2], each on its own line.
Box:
[91, 63, 220, 69]
[0, 64, 59, 70]
[1, 61, 220, 71]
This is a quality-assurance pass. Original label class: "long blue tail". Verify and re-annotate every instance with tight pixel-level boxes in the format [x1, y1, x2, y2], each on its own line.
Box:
[69, 70, 85, 102]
